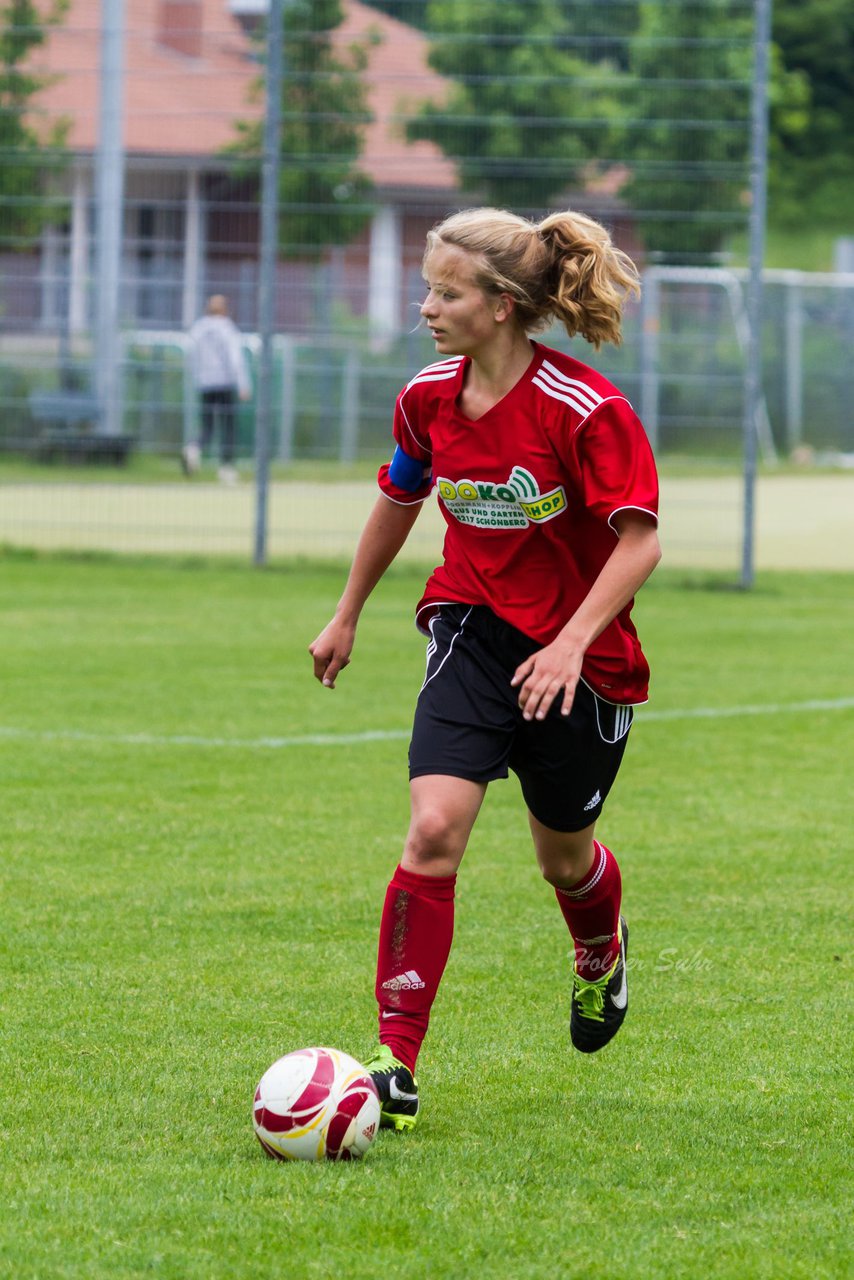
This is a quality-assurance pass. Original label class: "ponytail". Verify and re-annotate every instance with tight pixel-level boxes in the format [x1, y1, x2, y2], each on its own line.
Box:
[425, 207, 639, 349]
[538, 211, 640, 349]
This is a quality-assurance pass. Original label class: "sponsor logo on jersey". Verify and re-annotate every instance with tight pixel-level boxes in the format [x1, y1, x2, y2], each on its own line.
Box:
[436, 466, 567, 530]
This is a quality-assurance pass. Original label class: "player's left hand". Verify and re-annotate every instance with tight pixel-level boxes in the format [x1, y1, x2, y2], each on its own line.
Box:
[510, 640, 584, 722]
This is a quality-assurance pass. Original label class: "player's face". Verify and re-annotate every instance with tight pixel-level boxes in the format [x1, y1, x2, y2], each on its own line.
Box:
[420, 245, 509, 357]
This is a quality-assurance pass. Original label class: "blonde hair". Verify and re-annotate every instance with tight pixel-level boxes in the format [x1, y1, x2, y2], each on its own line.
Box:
[424, 207, 640, 349]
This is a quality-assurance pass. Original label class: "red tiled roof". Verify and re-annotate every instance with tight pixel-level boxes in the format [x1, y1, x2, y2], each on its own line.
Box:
[32, 0, 257, 157]
[29, 0, 456, 189]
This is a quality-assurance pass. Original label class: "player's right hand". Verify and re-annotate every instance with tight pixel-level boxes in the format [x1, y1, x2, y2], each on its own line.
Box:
[309, 618, 355, 689]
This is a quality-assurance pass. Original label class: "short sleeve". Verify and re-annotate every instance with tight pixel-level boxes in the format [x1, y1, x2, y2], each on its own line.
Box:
[574, 399, 659, 529]
[377, 388, 433, 505]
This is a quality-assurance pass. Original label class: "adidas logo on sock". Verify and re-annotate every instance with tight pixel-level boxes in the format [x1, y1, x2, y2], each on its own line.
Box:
[583, 789, 602, 811]
[381, 969, 425, 991]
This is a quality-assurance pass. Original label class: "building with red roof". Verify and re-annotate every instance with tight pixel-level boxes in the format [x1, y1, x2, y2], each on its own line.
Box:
[6, 0, 460, 339]
[7, 0, 636, 344]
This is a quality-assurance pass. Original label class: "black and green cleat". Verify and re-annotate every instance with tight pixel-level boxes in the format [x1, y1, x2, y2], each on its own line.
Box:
[363, 1045, 420, 1132]
[570, 916, 629, 1053]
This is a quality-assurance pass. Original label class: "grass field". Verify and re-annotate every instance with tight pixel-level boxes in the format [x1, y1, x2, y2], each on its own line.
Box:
[1, 552, 852, 1279]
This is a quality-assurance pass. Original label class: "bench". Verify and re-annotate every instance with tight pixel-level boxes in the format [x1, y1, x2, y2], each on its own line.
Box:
[28, 391, 135, 465]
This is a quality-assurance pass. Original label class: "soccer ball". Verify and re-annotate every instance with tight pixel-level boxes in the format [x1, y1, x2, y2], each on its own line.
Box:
[253, 1046, 380, 1162]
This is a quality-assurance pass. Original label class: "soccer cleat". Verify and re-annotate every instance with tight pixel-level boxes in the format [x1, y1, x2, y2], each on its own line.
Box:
[570, 916, 629, 1053]
[363, 1045, 419, 1132]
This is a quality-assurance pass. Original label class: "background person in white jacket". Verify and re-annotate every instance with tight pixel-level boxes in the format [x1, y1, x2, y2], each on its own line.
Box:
[184, 295, 251, 483]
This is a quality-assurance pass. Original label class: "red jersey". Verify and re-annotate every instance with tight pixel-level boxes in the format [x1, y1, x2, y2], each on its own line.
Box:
[377, 341, 659, 704]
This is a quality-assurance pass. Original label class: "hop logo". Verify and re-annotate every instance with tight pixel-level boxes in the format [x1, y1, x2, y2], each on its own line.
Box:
[507, 466, 539, 499]
[436, 465, 567, 529]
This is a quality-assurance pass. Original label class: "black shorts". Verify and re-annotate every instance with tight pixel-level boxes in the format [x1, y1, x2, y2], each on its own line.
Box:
[409, 604, 634, 833]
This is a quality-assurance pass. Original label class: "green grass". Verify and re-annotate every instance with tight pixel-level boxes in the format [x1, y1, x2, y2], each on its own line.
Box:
[729, 219, 850, 273]
[1, 554, 851, 1279]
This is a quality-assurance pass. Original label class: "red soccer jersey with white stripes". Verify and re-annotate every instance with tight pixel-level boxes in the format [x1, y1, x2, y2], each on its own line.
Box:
[377, 341, 659, 704]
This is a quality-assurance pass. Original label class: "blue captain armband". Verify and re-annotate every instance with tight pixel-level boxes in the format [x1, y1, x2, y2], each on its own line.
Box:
[388, 444, 429, 493]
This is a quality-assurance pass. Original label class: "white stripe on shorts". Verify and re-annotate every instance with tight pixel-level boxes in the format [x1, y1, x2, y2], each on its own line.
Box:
[419, 606, 473, 694]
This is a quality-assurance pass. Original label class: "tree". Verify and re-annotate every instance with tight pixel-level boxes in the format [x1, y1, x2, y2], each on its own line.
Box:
[406, 0, 623, 211]
[615, 0, 756, 264]
[0, 0, 68, 249]
[231, 0, 374, 256]
[360, 0, 430, 28]
[555, 0, 641, 71]
[770, 0, 854, 227]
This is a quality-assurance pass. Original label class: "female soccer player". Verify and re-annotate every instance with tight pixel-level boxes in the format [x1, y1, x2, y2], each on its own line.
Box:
[309, 207, 661, 1131]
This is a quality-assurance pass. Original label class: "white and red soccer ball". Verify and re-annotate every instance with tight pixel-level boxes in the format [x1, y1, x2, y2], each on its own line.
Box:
[253, 1047, 380, 1162]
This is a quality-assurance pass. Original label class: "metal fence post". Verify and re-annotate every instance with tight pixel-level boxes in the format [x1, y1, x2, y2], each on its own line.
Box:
[740, 0, 773, 589]
[93, 0, 125, 438]
[784, 273, 804, 452]
[639, 268, 661, 453]
[277, 336, 296, 464]
[254, 0, 285, 567]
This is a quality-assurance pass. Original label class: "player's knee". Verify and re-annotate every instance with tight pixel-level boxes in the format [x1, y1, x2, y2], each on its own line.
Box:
[405, 806, 464, 866]
[535, 834, 596, 888]
[540, 863, 580, 890]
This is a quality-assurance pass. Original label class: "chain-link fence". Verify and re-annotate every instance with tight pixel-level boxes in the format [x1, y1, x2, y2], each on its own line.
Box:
[3, 267, 841, 466]
[3, 0, 847, 570]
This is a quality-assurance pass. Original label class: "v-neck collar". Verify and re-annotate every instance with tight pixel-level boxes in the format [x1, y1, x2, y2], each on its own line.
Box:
[454, 342, 543, 423]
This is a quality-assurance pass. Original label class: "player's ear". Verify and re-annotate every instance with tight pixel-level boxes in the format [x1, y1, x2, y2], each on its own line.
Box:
[494, 292, 516, 324]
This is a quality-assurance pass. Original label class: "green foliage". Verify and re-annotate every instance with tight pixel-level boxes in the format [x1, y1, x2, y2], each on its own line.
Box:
[769, 0, 854, 230]
[0, 359, 34, 445]
[231, 0, 375, 257]
[766, 39, 812, 223]
[0, 0, 68, 247]
[360, 0, 431, 27]
[407, 0, 623, 210]
[0, 555, 851, 1277]
[773, 0, 854, 161]
[406, 1, 761, 261]
[235, 0, 851, 260]
[555, 0, 641, 65]
[618, 0, 754, 263]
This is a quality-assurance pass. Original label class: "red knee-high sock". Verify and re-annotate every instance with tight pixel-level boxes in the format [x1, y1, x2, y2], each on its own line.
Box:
[375, 864, 456, 1073]
[554, 841, 622, 980]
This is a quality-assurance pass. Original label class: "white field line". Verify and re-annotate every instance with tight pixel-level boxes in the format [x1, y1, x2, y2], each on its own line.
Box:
[0, 697, 852, 752]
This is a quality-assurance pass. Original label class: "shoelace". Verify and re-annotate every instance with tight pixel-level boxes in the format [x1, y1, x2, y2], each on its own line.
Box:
[572, 975, 606, 1021]
[363, 1052, 400, 1078]
[364, 1053, 408, 1093]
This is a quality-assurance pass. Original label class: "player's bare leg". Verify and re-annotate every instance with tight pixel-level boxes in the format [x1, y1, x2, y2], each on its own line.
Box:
[530, 815, 597, 886]
[402, 774, 486, 876]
